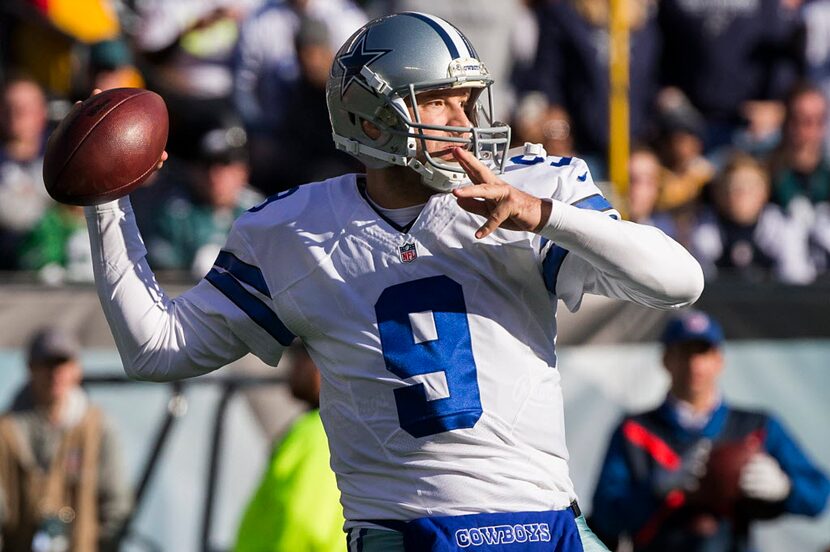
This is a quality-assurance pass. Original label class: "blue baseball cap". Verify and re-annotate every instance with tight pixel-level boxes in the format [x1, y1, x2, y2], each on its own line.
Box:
[661, 311, 724, 347]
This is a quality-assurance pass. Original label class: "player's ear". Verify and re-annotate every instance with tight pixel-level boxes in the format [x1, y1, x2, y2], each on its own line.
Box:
[361, 119, 381, 140]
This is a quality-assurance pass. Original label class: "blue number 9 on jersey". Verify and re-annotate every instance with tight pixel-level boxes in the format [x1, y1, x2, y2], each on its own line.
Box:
[375, 275, 483, 438]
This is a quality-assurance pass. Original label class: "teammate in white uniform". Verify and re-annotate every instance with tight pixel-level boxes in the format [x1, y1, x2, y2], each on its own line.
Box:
[84, 13, 703, 552]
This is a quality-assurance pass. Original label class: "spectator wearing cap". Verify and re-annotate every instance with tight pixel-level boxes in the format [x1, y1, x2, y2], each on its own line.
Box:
[0, 327, 132, 552]
[88, 38, 145, 91]
[590, 311, 830, 552]
[652, 88, 716, 214]
[143, 115, 263, 279]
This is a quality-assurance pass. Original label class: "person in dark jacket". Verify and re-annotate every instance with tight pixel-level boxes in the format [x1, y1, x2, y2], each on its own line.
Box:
[591, 310, 830, 552]
[527, 0, 661, 177]
[657, 0, 804, 151]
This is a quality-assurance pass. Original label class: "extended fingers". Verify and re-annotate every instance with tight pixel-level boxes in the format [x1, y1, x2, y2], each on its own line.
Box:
[452, 182, 506, 200]
[455, 197, 490, 219]
[475, 203, 512, 239]
[456, 196, 512, 239]
[452, 147, 497, 184]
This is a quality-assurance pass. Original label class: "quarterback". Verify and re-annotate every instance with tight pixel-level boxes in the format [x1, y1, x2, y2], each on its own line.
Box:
[85, 13, 703, 552]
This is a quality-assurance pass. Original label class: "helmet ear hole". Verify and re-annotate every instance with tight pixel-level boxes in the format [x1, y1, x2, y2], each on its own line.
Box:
[360, 119, 382, 140]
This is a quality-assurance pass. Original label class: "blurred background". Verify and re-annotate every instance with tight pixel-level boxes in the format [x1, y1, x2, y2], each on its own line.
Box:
[0, 0, 828, 550]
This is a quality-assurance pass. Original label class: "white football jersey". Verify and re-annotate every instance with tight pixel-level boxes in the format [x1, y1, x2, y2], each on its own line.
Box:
[182, 152, 620, 523]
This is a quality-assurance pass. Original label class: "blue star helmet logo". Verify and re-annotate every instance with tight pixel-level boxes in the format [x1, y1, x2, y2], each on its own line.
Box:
[337, 31, 392, 98]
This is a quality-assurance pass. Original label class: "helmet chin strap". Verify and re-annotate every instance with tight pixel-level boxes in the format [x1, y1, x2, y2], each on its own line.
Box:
[406, 157, 467, 193]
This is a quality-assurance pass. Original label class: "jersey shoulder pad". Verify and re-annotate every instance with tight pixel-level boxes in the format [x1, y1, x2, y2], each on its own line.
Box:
[234, 174, 358, 237]
[220, 175, 359, 292]
[501, 148, 598, 201]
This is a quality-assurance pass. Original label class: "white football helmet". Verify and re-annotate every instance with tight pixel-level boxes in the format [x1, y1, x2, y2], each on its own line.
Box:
[326, 12, 511, 192]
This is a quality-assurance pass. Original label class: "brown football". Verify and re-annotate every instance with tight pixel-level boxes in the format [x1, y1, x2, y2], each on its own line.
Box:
[687, 435, 761, 517]
[43, 88, 168, 206]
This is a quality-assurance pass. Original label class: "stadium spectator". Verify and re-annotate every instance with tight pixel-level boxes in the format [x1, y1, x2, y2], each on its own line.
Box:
[769, 83, 830, 208]
[0, 326, 132, 552]
[627, 147, 661, 220]
[511, 92, 574, 159]
[142, 115, 262, 279]
[657, 0, 804, 152]
[591, 310, 830, 552]
[653, 88, 715, 213]
[232, 0, 366, 193]
[627, 146, 678, 238]
[527, 0, 660, 177]
[5, 0, 121, 97]
[768, 83, 830, 273]
[82, 12, 703, 551]
[690, 153, 815, 284]
[128, 0, 263, 166]
[18, 204, 94, 284]
[87, 38, 145, 92]
[131, 0, 262, 101]
[234, 342, 343, 552]
[802, 0, 830, 163]
[0, 74, 52, 271]
[508, 0, 543, 100]
[262, 16, 362, 191]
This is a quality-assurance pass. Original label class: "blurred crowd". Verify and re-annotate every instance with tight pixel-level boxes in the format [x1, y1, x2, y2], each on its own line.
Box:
[1, 0, 829, 284]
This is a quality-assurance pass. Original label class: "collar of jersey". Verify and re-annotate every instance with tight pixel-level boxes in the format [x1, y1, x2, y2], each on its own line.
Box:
[356, 175, 419, 233]
[353, 174, 459, 239]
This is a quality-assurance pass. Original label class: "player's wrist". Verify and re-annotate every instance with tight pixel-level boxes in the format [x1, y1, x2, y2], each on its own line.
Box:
[84, 196, 133, 217]
[532, 198, 553, 234]
[536, 199, 568, 239]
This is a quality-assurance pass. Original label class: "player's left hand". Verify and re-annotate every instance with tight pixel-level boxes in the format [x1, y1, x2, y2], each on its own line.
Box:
[739, 452, 791, 502]
[451, 148, 552, 239]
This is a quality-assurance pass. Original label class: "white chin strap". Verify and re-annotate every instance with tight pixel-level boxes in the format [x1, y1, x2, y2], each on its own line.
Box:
[407, 157, 467, 192]
[332, 133, 469, 192]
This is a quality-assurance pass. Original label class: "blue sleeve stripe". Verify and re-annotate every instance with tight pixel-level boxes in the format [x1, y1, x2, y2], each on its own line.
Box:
[205, 269, 295, 346]
[572, 193, 612, 212]
[549, 157, 572, 167]
[542, 193, 615, 293]
[214, 251, 271, 298]
[542, 245, 569, 293]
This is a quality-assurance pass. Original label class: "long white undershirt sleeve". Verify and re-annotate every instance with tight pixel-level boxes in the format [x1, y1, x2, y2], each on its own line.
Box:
[85, 197, 260, 381]
[540, 199, 704, 311]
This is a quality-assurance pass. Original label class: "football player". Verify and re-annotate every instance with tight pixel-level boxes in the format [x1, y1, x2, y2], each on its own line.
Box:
[85, 12, 704, 552]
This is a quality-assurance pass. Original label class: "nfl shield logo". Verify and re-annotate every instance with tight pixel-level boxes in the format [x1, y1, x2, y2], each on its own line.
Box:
[399, 242, 417, 263]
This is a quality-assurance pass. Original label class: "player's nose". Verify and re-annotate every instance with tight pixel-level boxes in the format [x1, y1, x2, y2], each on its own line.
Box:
[448, 102, 473, 128]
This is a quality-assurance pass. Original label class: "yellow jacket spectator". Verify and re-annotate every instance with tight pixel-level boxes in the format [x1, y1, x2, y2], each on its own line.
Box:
[234, 344, 343, 552]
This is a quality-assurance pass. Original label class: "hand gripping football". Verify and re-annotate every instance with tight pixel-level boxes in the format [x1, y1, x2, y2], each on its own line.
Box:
[687, 435, 761, 517]
[43, 88, 168, 205]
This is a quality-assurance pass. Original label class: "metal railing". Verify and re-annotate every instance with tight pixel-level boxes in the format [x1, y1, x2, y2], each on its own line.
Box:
[82, 374, 286, 552]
